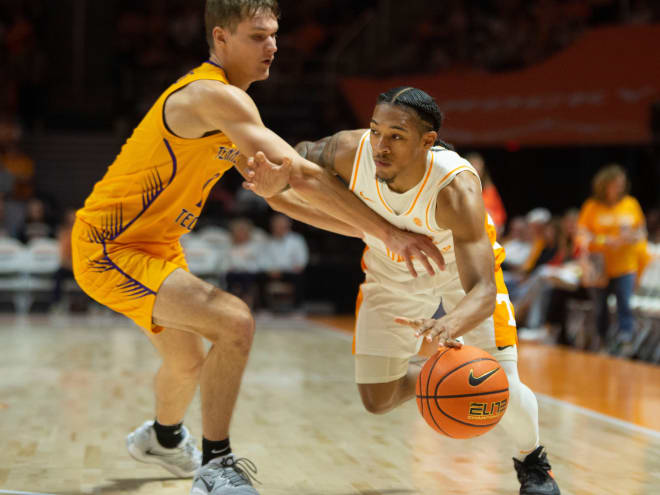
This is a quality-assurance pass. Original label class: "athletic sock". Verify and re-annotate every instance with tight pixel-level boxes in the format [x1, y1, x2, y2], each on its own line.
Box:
[202, 437, 231, 465]
[153, 420, 184, 448]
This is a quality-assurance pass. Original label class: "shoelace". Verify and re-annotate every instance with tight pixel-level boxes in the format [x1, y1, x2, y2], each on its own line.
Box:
[220, 457, 260, 486]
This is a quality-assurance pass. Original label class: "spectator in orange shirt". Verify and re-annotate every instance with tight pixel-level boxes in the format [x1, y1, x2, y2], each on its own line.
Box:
[466, 152, 507, 236]
[577, 164, 647, 353]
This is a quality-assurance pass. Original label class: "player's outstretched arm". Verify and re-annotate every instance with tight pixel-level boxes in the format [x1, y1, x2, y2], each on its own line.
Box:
[185, 82, 444, 277]
[268, 188, 364, 238]
[232, 154, 362, 238]
[397, 172, 496, 343]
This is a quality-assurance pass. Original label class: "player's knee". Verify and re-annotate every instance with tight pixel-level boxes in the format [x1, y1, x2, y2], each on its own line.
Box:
[203, 288, 255, 346]
[231, 308, 255, 352]
[358, 384, 393, 415]
[361, 397, 390, 415]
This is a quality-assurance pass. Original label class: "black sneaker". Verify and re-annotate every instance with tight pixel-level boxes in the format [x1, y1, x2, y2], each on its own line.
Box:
[513, 446, 560, 495]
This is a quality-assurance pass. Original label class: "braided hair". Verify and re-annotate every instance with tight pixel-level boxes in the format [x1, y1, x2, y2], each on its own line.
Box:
[376, 86, 453, 149]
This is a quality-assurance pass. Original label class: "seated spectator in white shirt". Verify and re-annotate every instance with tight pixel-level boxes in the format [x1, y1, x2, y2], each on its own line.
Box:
[501, 216, 533, 272]
[225, 217, 263, 309]
[260, 214, 309, 311]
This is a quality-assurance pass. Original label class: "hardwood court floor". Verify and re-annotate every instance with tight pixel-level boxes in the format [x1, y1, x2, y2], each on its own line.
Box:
[310, 315, 660, 431]
[0, 314, 659, 495]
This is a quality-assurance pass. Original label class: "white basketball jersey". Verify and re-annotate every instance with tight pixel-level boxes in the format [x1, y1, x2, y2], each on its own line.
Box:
[349, 130, 478, 289]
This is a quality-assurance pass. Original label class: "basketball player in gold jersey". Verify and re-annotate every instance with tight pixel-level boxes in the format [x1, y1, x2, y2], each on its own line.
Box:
[248, 87, 560, 494]
[72, 2, 445, 494]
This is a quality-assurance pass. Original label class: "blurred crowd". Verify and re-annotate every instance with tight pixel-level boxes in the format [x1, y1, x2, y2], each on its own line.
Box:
[470, 154, 660, 358]
[3, 0, 659, 132]
[183, 212, 309, 315]
[383, 0, 660, 74]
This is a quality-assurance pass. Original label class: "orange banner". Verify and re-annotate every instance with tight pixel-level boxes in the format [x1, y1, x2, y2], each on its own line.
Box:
[340, 25, 660, 146]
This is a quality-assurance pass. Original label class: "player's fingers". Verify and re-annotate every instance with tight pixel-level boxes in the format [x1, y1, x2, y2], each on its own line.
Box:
[394, 317, 415, 328]
[414, 320, 435, 338]
[424, 241, 446, 271]
[444, 338, 462, 348]
[254, 151, 266, 165]
[247, 156, 255, 169]
[281, 157, 292, 170]
[414, 247, 436, 276]
[242, 182, 254, 190]
[404, 251, 418, 278]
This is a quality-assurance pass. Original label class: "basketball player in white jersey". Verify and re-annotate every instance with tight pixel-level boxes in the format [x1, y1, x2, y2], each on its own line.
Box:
[247, 86, 560, 495]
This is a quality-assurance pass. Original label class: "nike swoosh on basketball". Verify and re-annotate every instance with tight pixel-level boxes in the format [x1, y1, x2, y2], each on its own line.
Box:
[468, 367, 499, 386]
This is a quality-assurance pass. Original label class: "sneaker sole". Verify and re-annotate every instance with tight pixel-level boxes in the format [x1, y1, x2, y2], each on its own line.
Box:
[126, 438, 197, 478]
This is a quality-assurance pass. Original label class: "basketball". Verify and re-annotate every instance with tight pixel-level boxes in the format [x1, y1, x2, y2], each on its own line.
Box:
[416, 345, 509, 439]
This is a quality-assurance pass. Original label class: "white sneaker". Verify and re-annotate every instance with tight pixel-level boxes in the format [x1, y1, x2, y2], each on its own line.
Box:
[126, 420, 201, 478]
[191, 455, 259, 494]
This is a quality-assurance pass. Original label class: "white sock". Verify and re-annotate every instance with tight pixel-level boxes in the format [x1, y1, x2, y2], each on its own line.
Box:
[497, 359, 540, 461]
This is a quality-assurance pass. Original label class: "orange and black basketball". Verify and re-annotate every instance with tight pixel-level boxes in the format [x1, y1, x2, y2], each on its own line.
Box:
[416, 345, 509, 439]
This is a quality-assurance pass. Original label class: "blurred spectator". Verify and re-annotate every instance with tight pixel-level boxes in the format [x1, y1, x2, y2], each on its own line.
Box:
[233, 188, 270, 218]
[466, 152, 507, 235]
[514, 217, 562, 332]
[260, 214, 309, 312]
[503, 208, 550, 302]
[51, 208, 76, 310]
[0, 114, 34, 201]
[18, 197, 51, 244]
[0, 195, 9, 237]
[225, 218, 263, 309]
[501, 216, 533, 272]
[0, 160, 15, 196]
[518, 209, 585, 341]
[521, 207, 553, 273]
[646, 208, 660, 243]
[577, 164, 647, 353]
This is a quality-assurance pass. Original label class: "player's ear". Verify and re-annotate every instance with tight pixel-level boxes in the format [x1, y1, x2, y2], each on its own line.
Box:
[212, 26, 228, 46]
[421, 130, 437, 150]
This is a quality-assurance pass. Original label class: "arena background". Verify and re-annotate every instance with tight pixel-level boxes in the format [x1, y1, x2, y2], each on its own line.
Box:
[1, 0, 659, 312]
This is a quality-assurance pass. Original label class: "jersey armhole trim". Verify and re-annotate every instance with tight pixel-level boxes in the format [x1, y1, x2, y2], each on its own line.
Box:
[349, 131, 370, 191]
[160, 78, 229, 143]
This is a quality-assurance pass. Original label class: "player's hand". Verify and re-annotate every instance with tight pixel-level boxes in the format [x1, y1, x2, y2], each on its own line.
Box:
[394, 317, 462, 348]
[243, 151, 292, 198]
[385, 227, 445, 277]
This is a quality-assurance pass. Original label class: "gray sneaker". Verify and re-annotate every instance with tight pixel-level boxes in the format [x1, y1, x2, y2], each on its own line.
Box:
[126, 420, 201, 477]
[191, 455, 259, 494]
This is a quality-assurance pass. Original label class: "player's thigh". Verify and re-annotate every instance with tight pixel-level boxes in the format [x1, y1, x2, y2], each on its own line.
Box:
[152, 268, 254, 344]
[355, 354, 409, 384]
[356, 354, 410, 409]
[354, 282, 440, 358]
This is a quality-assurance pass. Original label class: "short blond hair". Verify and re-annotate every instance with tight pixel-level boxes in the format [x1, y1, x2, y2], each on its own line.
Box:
[592, 164, 628, 203]
[205, 0, 280, 49]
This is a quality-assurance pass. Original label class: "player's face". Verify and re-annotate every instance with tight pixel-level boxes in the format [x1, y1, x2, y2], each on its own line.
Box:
[217, 11, 278, 87]
[369, 103, 433, 186]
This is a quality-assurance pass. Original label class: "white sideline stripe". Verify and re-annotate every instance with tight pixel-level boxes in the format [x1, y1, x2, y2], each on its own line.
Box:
[536, 393, 660, 439]
[307, 319, 660, 440]
[0, 491, 56, 495]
